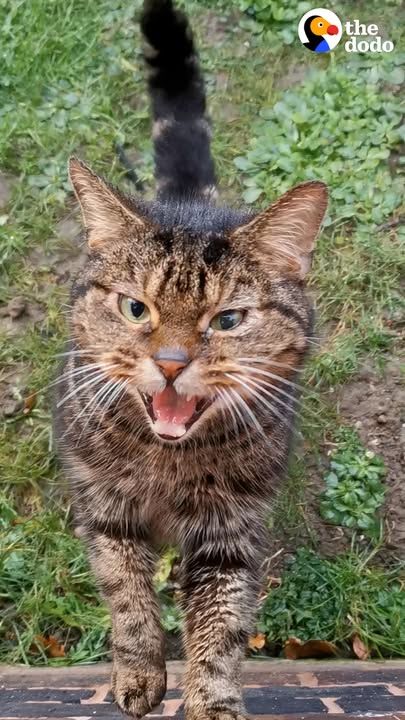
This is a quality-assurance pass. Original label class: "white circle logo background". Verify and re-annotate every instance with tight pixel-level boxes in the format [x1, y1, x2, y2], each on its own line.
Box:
[298, 8, 342, 50]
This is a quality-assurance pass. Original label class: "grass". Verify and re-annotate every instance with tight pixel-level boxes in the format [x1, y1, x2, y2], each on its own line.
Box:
[259, 547, 405, 657]
[0, 495, 110, 665]
[0, 0, 404, 663]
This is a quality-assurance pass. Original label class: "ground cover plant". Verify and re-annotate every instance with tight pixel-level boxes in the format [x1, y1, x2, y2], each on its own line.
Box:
[319, 429, 386, 538]
[259, 548, 405, 658]
[0, 0, 404, 664]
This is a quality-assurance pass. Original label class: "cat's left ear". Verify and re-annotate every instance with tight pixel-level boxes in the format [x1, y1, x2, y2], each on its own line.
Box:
[69, 157, 146, 248]
[231, 181, 328, 280]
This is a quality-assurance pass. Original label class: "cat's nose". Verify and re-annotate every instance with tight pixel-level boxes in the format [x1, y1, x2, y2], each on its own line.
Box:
[154, 348, 189, 380]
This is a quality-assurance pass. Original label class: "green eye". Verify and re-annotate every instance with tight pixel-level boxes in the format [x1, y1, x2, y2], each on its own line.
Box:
[210, 309, 244, 331]
[119, 296, 150, 324]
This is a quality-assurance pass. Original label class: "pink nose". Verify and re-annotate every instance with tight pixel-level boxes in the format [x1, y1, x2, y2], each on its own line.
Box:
[327, 24, 338, 35]
[155, 358, 187, 380]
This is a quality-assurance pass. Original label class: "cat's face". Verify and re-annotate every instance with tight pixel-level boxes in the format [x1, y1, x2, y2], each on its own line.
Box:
[68, 159, 327, 442]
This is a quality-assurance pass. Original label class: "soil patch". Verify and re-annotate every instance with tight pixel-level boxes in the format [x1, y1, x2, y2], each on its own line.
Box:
[0, 172, 16, 209]
[338, 355, 405, 557]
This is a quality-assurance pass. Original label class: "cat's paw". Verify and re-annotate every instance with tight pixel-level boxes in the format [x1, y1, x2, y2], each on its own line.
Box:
[112, 664, 167, 718]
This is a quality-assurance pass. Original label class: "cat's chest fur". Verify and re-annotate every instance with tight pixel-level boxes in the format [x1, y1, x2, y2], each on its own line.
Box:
[66, 425, 279, 546]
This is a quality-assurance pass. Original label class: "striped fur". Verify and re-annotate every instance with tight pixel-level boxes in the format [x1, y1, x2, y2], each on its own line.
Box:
[55, 1, 328, 718]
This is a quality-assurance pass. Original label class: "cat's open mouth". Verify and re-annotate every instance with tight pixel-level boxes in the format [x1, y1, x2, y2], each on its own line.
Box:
[140, 385, 212, 440]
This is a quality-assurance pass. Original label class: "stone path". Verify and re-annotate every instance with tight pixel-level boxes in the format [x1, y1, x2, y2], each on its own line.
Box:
[1, 660, 405, 719]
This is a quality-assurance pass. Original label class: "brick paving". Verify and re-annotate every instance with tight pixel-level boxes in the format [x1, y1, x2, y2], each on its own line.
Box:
[1, 660, 405, 719]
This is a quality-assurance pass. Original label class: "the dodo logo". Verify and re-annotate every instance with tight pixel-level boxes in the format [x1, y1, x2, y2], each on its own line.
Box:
[298, 8, 342, 53]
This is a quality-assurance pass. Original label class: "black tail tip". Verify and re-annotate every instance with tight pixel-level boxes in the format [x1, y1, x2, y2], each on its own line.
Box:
[141, 0, 193, 54]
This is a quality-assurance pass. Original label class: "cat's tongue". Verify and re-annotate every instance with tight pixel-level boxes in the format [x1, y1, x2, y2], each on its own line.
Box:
[152, 386, 196, 438]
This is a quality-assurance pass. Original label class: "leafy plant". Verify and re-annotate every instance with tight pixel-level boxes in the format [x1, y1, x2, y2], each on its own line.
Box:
[320, 434, 386, 537]
[238, 0, 311, 43]
[234, 54, 404, 227]
[259, 548, 405, 657]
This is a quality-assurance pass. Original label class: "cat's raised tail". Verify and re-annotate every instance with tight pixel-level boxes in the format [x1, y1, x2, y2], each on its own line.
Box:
[140, 0, 217, 201]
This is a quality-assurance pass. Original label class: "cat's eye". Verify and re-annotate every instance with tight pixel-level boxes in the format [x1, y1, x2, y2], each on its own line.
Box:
[119, 296, 151, 324]
[210, 309, 244, 331]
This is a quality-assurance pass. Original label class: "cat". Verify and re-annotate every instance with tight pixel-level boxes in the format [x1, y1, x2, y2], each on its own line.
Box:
[54, 0, 328, 718]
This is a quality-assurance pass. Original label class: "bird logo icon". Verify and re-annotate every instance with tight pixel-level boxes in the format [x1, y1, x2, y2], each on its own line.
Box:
[298, 8, 342, 53]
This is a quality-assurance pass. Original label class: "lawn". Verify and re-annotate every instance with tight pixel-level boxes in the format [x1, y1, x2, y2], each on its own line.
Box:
[0, 0, 404, 664]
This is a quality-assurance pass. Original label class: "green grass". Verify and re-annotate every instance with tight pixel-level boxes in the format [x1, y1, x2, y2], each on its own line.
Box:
[0, 495, 110, 665]
[0, 0, 404, 663]
[260, 547, 405, 657]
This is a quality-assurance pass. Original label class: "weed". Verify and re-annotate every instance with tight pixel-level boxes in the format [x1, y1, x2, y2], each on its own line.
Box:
[320, 436, 386, 539]
[235, 56, 404, 223]
[259, 548, 405, 657]
[238, 0, 311, 44]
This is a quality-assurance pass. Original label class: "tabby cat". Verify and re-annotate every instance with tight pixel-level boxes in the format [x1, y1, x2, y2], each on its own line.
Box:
[55, 0, 328, 717]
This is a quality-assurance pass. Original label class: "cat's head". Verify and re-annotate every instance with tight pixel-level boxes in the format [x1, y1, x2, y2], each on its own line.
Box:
[68, 158, 327, 443]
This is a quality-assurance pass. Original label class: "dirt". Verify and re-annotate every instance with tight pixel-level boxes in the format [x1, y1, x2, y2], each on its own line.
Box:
[0, 172, 16, 209]
[0, 205, 85, 420]
[338, 355, 405, 557]
[269, 458, 351, 575]
[0, 363, 31, 419]
[276, 64, 308, 90]
[0, 296, 46, 337]
[27, 208, 86, 287]
[201, 9, 233, 46]
[268, 347, 405, 571]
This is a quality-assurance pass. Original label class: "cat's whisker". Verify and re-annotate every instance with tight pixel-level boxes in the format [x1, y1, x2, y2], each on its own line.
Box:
[240, 373, 321, 421]
[63, 378, 115, 440]
[232, 372, 301, 422]
[237, 368, 302, 406]
[236, 363, 309, 395]
[97, 379, 130, 432]
[227, 387, 267, 440]
[72, 377, 120, 442]
[237, 356, 303, 373]
[56, 365, 116, 408]
[217, 389, 239, 445]
[220, 387, 255, 453]
[53, 349, 94, 358]
[239, 372, 305, 410]
[48, 362, 108, 391]
[75, 378, 128, 445]
[305, 338, 322, 348]
[35, 362, 114, 400]
[226, 374, 296, 434]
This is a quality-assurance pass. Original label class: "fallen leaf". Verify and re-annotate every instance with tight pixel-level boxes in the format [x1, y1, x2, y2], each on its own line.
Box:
[248, 632, 266, 651]
[23, 392, 37, 415]
[284, 637, 338, 660]
[352, 634, 370, 660]
[35, 634, 65, 658]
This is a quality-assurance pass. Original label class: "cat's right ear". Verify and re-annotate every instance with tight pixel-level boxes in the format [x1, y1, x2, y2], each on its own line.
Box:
[230, 181, 328, 280]
[68, 157, 145, 248]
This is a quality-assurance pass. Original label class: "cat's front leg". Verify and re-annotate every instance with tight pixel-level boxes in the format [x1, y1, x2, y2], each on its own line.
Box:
[87, 531, 166, 718]
[181, 542, 261, 720]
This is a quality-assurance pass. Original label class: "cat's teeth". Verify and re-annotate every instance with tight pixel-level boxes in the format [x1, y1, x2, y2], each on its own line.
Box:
[153, 419, 187, 438]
